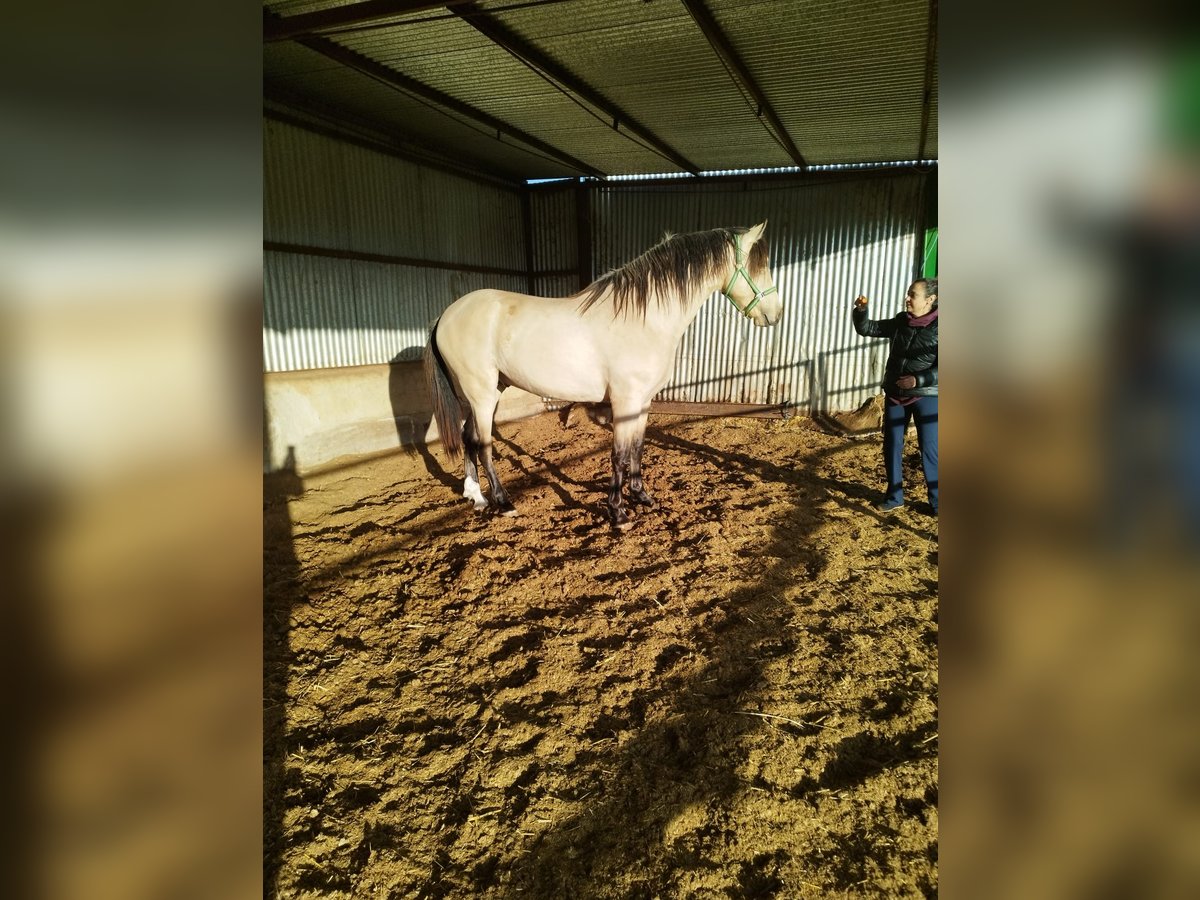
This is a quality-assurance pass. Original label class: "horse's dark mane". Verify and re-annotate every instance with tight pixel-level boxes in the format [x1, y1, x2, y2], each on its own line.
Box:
[575, 227, 768, 318]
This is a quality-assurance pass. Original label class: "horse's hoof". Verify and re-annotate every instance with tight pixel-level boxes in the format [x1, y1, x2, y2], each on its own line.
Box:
[496, 501, 518, 517]
[613, 517, 634, 532]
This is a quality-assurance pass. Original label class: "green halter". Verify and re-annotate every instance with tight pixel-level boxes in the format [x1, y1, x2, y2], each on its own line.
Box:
[722, 232, 777, 317]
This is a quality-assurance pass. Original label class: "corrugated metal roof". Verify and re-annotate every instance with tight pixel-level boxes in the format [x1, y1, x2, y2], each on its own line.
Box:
[264, 0, 936, 181]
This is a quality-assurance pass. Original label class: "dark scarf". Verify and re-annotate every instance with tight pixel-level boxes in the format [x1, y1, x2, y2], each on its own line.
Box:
[907, 307, 939, 327]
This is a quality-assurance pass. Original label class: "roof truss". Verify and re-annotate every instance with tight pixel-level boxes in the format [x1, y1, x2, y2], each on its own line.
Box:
[678, 0, 806, 168]
[263, 1, 936, 177]
[452, 2, 700, 174]
[265, 1, 477, 43]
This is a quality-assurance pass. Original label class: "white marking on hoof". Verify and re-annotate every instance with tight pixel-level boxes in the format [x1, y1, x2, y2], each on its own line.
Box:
[500, 507, 519, 518]
[462, 476, 487, 511]
[615, 519, 635, 532]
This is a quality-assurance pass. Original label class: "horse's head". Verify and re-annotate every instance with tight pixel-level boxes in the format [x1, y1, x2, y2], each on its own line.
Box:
[723, 222, 782, 327]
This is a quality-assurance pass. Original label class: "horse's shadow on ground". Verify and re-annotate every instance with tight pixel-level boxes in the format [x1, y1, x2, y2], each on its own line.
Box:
[483, 429, 939, 896]
[413, 415, 934, 542]
[414, 440, 460, 493]
[414, 431, 613, 533]
[274, 413, 938, 896]
[495, 434, 597, 516]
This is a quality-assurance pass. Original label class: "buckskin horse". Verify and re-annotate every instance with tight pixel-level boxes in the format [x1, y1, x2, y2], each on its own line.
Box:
[424, 223, 782, 530]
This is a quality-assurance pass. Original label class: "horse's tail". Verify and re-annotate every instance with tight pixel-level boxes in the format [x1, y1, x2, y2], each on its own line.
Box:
[424, 319, 463, 460]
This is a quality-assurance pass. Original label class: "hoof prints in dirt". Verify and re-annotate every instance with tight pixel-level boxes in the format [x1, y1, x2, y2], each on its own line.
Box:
[265, 413, 937, 899]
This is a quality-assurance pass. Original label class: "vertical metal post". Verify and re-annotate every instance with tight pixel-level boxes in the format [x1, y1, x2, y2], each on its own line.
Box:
[521, 186, 536, 296]
[575, 180, 593, 291]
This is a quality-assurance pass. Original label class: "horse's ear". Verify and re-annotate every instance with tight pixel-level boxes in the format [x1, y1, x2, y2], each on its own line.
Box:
[746, 221, 768, 246]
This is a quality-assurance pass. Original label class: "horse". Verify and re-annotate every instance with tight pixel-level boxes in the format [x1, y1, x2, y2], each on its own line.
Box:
[423, 222, 782, 530]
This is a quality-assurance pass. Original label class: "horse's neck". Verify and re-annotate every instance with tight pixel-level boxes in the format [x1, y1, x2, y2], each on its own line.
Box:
[649, 270, 729, 337]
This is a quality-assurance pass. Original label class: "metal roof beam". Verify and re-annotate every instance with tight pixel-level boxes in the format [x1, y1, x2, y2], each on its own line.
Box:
[679, 0, 807, 169]
[286, 29, 606, 178]
[452, 2, 700, 175]
[917, 0, 938, 160]
[264, 81, 527, 188]
[264, 1, 476, 43]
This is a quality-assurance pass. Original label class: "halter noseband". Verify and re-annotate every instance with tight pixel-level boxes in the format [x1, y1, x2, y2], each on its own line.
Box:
[722, 233, 777, 317]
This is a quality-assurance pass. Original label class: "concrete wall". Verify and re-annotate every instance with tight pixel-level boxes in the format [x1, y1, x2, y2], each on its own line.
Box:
[263, 362, 547, 474]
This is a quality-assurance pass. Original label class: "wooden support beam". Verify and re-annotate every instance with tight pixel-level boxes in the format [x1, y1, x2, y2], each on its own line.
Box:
[679, 0, 807, 169]
[649, 401, 798, 419]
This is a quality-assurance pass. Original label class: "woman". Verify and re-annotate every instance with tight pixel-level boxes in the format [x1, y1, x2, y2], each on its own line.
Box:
[852, 279, 938, 514]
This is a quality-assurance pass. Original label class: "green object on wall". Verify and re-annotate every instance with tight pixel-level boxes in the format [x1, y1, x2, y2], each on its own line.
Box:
[1164, 49, 1200, 149]
[923, 228, 938, 278]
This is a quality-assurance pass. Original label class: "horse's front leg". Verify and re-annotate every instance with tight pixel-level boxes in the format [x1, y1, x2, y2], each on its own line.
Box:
[607, 440, 632, 531]
[607, 405, 650, 530]
[627, 429, 655, 508]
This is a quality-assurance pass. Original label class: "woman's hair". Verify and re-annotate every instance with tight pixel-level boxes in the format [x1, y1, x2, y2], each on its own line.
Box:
[917, 277, 938, 299]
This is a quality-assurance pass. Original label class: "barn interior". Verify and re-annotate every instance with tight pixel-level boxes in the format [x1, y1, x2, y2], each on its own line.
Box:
[263, 4, 939, 898]
[263, 0, 938, 473]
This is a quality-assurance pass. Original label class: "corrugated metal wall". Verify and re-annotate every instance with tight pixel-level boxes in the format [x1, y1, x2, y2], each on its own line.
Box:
[528, 186, 579, 300]
[263, 253, 527, 370]
[265, 117, 928, 413]
[264, 119, 526, 371]
[532, 174, 925, 413]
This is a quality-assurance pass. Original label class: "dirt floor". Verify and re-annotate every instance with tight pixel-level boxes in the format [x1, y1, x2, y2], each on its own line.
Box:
[264, 409, 938, 899]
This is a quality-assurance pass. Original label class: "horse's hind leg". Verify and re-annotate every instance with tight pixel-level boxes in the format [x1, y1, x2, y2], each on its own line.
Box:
[470, 392, 517, 517]
[461, 411, 487, 512]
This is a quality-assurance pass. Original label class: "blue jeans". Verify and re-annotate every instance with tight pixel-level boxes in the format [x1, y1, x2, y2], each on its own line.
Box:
[883, 396, 938, 510]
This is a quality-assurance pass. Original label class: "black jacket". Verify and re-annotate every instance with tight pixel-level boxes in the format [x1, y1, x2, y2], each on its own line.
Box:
[852, 305, 939, 398]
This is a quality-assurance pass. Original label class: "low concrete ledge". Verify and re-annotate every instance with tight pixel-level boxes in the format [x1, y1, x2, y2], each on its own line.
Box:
[264, 362, 547, 474]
